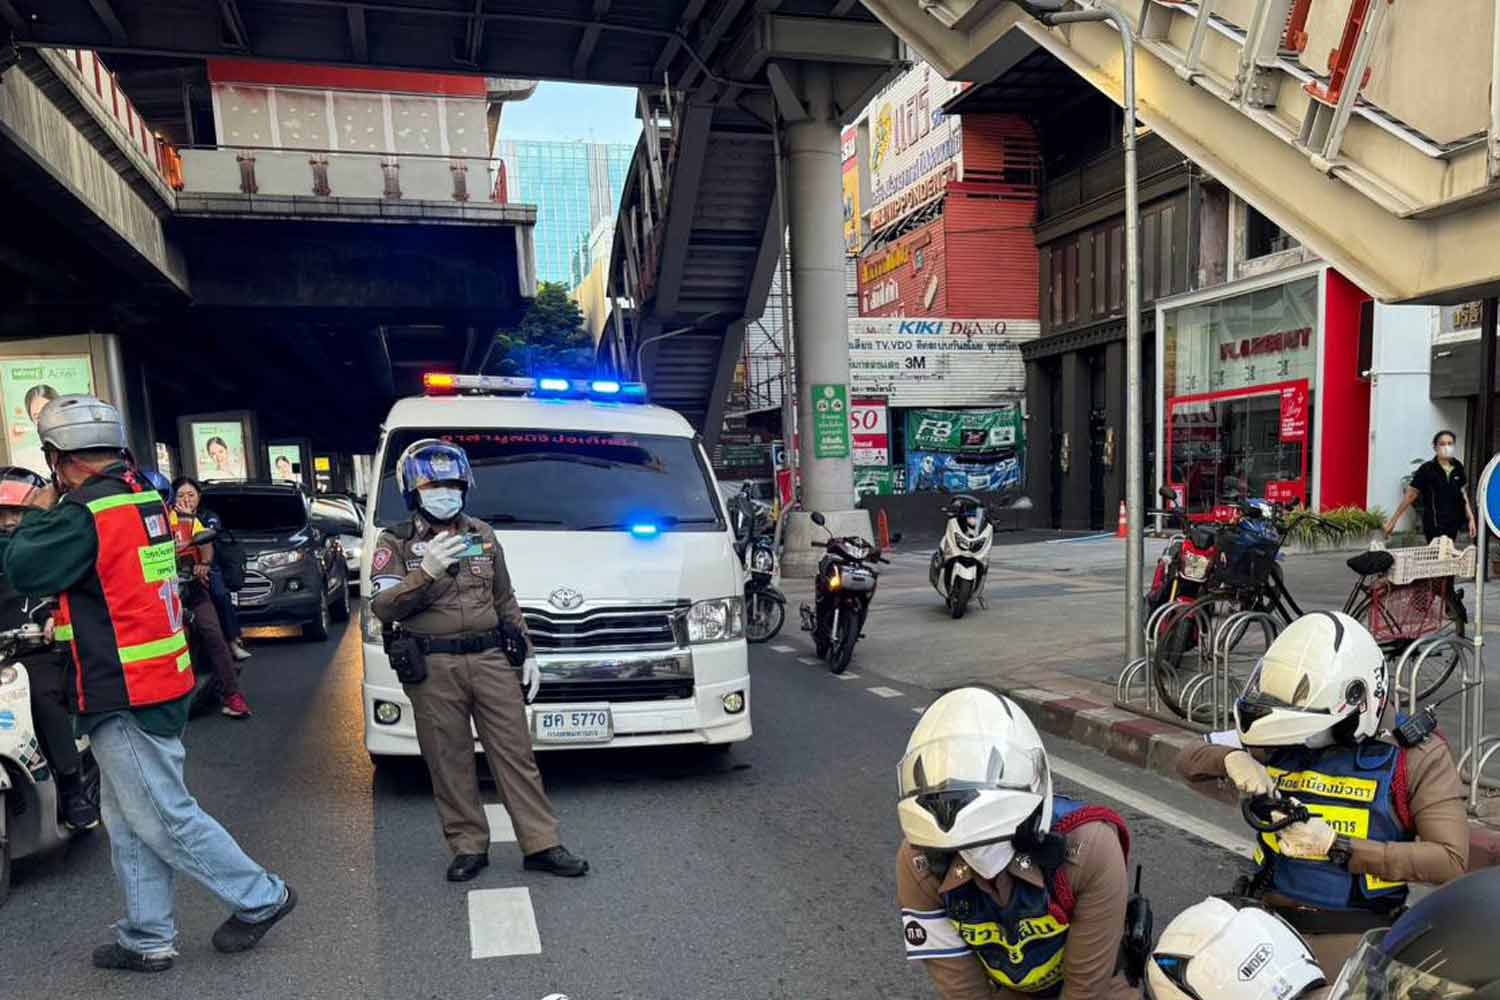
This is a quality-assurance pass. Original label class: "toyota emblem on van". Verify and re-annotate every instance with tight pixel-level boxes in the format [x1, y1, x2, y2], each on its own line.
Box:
[549, 587, 583, 611]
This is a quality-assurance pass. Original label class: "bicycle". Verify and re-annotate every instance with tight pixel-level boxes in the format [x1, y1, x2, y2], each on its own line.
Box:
[1341, 543, 1469, 702]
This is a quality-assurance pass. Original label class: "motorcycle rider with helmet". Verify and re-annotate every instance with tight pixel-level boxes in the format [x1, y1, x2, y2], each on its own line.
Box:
[1148, 897, 1327, 1000]
[0, 464, 99, 829]
[1177, 611, 1467, 976]
[369, 439, 588, 883]
[896, 687, 1135, 999]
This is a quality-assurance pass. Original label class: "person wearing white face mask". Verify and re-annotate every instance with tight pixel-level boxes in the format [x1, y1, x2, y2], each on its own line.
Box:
[369, 439, 588, 883]
[896, 687, 1135, 1000]
[1384, 430, 1475, 543]
[1176, 612, 1467, 978]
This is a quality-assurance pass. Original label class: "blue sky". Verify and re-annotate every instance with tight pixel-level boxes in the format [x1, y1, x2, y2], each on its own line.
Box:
[501, 82, 642, 146]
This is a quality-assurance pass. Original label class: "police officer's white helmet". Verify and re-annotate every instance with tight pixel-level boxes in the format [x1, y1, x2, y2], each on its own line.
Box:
[1235, 611, 1387, 747]
[35, 395, 128, 454]
[897, 687, 1052, 851]
[1148, 897, 1325, 1000]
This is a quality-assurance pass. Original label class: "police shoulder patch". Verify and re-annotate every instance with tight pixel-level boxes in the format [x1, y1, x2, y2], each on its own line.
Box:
[372, 547, 393, 572]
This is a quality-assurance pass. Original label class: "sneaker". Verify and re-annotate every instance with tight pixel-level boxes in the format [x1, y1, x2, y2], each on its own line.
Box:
[221, 692, 252, 719]
[62, 788, 100, 831]
[212, 884, 297, 954]
[91, 942, 173, 973]
[230, 641, 252, 662]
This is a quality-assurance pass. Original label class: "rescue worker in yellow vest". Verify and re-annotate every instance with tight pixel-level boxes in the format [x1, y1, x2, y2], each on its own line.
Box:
[0, 396, 294, 973]
[1177, 611, 1467, 978]
[896, 687, 1137, 1000]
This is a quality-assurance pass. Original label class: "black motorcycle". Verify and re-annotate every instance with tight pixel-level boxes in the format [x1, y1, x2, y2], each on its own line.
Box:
[799, 511, 890, 674]
[728, 483, 785, 643]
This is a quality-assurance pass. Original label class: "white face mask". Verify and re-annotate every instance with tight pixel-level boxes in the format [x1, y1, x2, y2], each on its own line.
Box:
[419, 487, 463, 522]
[1439, 444, 1455, 459]
[959, 841, 1017, 879]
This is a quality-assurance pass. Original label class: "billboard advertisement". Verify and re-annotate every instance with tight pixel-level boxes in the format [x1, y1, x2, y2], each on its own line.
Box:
[904, 406, 1025, 495]
[849, 317, 1039, 408]
[0, 356, 95, 475]
[865, 63, 963, 233]
[192, 420, 248, 481]
[850, 397, 889, 466]
[842, 126, 863, 254]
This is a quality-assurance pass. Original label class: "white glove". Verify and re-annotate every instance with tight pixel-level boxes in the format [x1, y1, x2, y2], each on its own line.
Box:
[520, 656, 541, 703]
[1277, 816, 1337, 859]
[420, 531, 467, 580]
[1224, 750, 1277, 797]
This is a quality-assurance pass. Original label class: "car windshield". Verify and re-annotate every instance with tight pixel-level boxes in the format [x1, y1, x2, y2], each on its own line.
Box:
[311, 498, 361, 533]
[205, 492, 308, 533]
[374, 428, 724, 532]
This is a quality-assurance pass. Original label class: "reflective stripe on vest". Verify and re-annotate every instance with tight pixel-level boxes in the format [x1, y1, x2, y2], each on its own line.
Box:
[57, 471, 193, 714]
[941, 797, 1131, 997]
[1255, 741, 1410, 908]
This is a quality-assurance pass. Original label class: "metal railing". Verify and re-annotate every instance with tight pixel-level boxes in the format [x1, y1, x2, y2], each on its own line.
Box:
[176, 144, 506, 203]
[52, 48, 181, 189]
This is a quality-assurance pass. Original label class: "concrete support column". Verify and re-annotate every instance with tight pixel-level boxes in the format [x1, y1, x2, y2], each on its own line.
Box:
[786, 64, 853, 515]
[1059, 353, 1090, 530]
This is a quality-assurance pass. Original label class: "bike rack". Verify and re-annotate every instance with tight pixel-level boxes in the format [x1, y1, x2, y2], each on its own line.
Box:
[1394, 634, 1470, 718]
[1117, 602, 1182, 710]
[1116, 599, 1221, 732]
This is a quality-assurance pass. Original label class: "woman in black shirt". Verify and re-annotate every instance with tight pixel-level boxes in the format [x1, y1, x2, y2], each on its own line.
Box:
[1385, 430, 1476, 542]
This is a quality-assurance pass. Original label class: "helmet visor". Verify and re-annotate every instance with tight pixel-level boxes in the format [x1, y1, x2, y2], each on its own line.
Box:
[0, 478, 40, 509]
[898, 736, 1048, 800]
[1238, 656, 1337, 717]
[1329, 931, 1474, 1000]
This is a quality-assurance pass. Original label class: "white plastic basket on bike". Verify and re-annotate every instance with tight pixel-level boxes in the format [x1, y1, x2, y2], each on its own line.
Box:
[1381, 537, 1477, 585]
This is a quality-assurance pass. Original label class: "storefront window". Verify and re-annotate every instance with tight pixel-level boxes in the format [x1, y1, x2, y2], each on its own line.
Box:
[1162, 274, 1319, 513]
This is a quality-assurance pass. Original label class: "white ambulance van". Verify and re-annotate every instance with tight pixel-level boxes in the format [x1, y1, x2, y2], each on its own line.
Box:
[361, 374, 750, 762]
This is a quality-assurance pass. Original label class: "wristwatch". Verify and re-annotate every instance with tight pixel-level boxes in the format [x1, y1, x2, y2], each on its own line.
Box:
[1327, 835, 1354, 869]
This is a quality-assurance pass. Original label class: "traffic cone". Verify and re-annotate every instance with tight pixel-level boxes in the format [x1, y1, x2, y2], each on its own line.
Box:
[1116, 500, 1128, 539]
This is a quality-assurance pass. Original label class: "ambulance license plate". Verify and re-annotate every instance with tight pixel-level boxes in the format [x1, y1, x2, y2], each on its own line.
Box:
[535, 706, 612, 743]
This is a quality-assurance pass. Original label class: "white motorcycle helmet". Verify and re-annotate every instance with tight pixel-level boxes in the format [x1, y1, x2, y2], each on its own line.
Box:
[897, 688, 1052, 851]
[1149, 897, 1325, 1000]
[1235, 611, 1387, 748]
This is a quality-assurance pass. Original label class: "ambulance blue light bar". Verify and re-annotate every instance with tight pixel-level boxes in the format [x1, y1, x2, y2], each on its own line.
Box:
[422, 373, 647, 402]
[629, 523, 660, 538]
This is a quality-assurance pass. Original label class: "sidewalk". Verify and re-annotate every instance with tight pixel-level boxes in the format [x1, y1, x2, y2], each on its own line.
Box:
[781, 535, 1500, 864]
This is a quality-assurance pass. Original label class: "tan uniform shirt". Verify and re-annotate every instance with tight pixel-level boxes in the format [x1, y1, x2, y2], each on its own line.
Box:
[1175, 724, 1468, 887]
[896, 823, 1134, 1000]
[368, 512, 530, 650]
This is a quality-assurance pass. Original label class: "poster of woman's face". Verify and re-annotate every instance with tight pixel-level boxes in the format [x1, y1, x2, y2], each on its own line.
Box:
[191, 422, 246, 481]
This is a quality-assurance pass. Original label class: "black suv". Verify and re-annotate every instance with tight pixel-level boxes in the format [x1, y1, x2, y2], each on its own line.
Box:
[201, 481, 351, 641]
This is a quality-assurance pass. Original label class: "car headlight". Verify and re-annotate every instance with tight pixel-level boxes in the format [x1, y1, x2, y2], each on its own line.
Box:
[258, 549, 305, 570]
[751, 547, 775, 572]
[686, 597, 744, 643]
[344, 540, 363, 561]
[0, 665, 16, 686]
[362, 600, 383, 642]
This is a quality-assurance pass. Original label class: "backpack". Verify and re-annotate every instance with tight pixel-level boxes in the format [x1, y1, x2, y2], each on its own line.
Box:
[202, 509, 248, 591]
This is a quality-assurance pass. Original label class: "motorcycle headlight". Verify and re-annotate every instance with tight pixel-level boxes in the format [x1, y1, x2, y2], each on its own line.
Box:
[259, 549, 305, 570]
[686, 597, 744, 643]
[0, 665, 16, 686]
[1181, 551, 1212, 581]
[751, 547, 775, 572]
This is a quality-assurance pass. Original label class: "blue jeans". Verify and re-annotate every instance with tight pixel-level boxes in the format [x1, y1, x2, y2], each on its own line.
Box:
[209, 568, 241, 642]
[92, 713, 286, 956]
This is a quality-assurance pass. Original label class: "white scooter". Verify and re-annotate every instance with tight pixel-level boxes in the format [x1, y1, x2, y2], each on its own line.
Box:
[929, 494, 994, 619]
[0, 612, 99, 906]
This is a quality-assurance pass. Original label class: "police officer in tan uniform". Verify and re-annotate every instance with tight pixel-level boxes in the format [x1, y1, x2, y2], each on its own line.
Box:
[370, 439, 588, 882]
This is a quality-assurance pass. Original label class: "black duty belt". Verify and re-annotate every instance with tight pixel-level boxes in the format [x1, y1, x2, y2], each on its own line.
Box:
[1273, 905, 1398, 936]
[415, 631, 501, 655]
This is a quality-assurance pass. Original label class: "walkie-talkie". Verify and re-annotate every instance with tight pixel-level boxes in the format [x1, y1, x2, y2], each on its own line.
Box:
[1121, 865, 1153, 987]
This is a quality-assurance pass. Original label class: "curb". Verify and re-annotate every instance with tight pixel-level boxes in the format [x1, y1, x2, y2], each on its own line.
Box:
[1000, 684, 1500, 871]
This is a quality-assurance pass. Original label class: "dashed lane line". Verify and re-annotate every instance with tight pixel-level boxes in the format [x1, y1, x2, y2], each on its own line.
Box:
[484, 803, 516, 843]
[797, 656, 820, 666]
[770, 643, 797, 654]
[468, 887, 542, 959]
[867, 686, 903, 698]
[1048, 757, 1250, 858]
[833, 672, 862, 681]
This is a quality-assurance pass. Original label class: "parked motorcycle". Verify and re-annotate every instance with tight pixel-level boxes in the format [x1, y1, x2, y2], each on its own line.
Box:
[799, 511, 891, 674]
[0, 604, 100, 906]
[1145, 485, 1219, 621]
[929, 494, 993, 619]
[728, 482, 786, 643]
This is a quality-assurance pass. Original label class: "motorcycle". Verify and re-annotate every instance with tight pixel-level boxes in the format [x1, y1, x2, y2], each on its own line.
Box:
[1145, 485, 1220, 622]
[0, 602, 100, 906]
[929, 494, 993, 619]
[799, 511, 891, 674]
[728, 483, 786, 643]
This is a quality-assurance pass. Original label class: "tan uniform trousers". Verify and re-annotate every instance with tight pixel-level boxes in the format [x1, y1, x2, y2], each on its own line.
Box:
[405, 647, 559, 857]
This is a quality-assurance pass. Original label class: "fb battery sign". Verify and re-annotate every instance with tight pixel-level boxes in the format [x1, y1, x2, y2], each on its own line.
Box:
[850, 398, 889, 466]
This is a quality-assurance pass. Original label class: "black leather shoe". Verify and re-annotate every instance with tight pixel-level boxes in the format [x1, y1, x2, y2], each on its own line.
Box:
[212, 884, 297, 953]
[446, 853, 490, 882]
[523, 845, 590, 877]
[92, 943, 173, 973]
